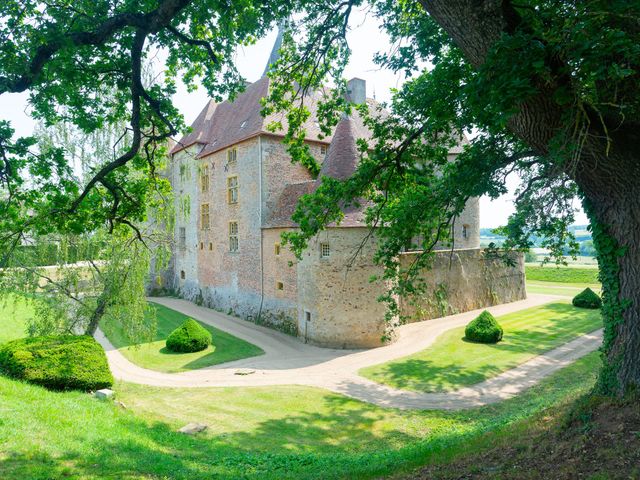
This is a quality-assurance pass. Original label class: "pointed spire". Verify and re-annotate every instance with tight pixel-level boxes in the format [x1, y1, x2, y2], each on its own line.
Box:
[262, 22, 285, 77]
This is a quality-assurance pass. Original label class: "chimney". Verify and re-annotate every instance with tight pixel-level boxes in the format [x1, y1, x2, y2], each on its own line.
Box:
[346, 78, 366, 105]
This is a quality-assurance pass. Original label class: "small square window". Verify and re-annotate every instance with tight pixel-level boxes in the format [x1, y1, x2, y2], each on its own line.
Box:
[276, 281, 284, 291]
[320, 242, 330, 258]
[320, 145, 327, 155]
[274, 243, 281, 256]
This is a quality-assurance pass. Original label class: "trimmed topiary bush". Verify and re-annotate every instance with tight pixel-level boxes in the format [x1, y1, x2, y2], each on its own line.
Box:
[166, 318, 212, 353]
[0, 335, 113, 391]
[572, 287, 602, 309]
[464, 310, 503, 344]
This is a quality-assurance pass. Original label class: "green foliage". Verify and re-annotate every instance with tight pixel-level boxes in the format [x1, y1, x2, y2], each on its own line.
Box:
[0, 351, 600, 479]
[362, 303, 601, 393]
[165, 318, 212, 353]
[526, 266, 600, 284]
[100, 302, 263, 373]
[464, 311, 503, 344]
[0, 335, 113, 391]
[583, 199, 630, 395]
[572, 288, 603, 310]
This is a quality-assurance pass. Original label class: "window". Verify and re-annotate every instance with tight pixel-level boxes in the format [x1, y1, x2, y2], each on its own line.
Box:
[462, 224, 469, 239]
[209, 242, 213, 251]
[178, 227, 186, 249]
[227, 147, 237, 164]
[229, 221, 239, 252]
[200, 242, 204, 250]
[227, 176, 238, 204]
[200, 164, 210, 192]
[276, 281, 284, 291]
[200, 203, 210, 230]
[180, 270, 185, 280]
[274, 243, 281, 256]
[320, 145, 327, 155]
[305, 311, 311, 323]
[320, 242, 330, 258]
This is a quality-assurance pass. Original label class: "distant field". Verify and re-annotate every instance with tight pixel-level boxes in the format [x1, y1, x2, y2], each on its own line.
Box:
[525, 265, 599, 284]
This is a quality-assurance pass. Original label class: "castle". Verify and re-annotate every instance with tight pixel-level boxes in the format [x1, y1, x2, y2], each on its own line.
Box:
[166, 34, 526, 348]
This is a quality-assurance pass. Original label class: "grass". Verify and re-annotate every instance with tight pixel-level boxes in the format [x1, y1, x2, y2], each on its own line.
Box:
[0, 353, 601, 480]
[0, 295, 34, 344]
[526, 280, 601, 297]
[525, 265, 599, 284]
[360, 302, 602, 393]
[100, 302, 264, 372]
[0, 291, 605, 479]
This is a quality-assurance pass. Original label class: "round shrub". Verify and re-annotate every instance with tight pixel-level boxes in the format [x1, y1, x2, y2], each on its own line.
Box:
[464, 310, 503, 344]
[572, 288, 602, 309]
[0, 335, 113, 391]
[166, 318, 212, 353]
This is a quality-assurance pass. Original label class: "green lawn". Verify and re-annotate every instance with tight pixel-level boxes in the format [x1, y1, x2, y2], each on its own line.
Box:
[100, 302, 264, 372]
[525, 265, 599, 284]
[0, 353, 600, 480]
[360, 303, 602, 393]
[0, 295, 33, 344]
[0, 290, 604, 479]
[526, 280, 601, 297]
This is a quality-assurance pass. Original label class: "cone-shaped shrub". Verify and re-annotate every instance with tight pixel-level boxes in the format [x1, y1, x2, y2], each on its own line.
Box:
[0, 335, 113, 391]
[464, 310, 503, 344]
[166, 318, 212, 353]
[572, 288, 602, 309]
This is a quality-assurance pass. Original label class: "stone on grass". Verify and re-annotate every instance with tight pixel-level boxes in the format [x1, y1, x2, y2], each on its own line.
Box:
[178, 423, 207, 435]
[95, 388, 115, 400]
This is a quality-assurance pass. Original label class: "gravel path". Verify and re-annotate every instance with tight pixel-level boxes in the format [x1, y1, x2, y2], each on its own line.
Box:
[96, 294, 602, 410]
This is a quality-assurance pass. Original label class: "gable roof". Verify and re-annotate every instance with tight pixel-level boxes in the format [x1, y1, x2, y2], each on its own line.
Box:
[170, 99, 217, 155]
[171, 77, 333, 159]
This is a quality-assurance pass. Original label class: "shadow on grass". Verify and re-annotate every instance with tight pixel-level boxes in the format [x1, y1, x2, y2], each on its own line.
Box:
[0, 351, 601, 480]
[370, 303, 602, 392]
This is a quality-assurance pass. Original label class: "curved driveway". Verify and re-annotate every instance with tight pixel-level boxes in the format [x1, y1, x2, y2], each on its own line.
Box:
[96, 294, 602, 410]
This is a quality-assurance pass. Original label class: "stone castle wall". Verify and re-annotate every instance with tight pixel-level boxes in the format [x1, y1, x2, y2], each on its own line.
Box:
[399, 249, 526, 321]
[296, 228, 390, 348]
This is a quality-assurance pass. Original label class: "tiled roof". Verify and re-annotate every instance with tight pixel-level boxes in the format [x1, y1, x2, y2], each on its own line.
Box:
[318, 116, 361, 180]
[170, 99, 217, 155]
[264, 114, 373, 229]
[171, 77, 333, 159]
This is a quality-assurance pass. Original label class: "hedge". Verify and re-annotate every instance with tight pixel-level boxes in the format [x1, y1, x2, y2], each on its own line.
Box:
[166, 318, 212, 353]
[572, 288, 602, 309]
[0, 335, 113, 391]
[464, 311, 503, 344]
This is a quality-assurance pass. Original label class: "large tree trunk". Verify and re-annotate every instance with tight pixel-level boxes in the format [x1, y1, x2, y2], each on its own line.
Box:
[419, 0, 640, 394]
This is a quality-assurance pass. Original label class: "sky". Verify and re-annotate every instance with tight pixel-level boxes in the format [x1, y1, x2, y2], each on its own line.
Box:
[0, 10, 587, 229]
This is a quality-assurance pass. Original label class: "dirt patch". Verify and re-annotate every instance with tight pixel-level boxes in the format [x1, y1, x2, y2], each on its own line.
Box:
[401, 396, 640, 479]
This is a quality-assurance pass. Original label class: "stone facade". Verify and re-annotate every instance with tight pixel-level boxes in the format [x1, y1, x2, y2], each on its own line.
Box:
[164, 48, 526, 349]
